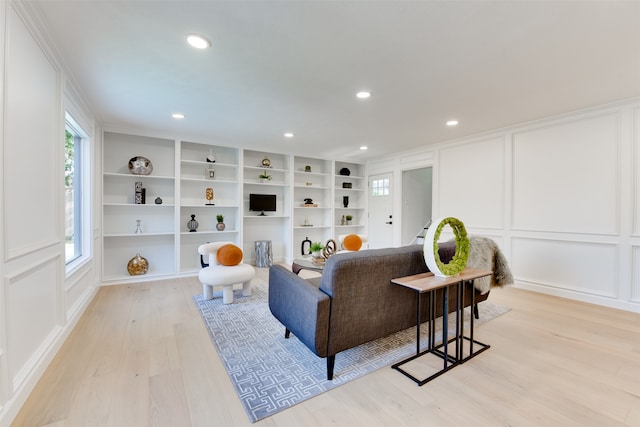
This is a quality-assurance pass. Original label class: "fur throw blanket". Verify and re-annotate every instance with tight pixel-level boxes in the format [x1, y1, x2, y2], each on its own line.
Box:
[459, 236, 514, 294]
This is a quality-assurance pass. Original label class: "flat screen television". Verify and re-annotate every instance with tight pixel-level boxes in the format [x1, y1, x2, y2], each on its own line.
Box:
[249, 193, 277, 215]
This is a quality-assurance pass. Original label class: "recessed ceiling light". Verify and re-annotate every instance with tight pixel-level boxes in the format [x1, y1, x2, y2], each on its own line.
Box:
[187, 34, 210, 49]
[360, 146, 368, 150]
[172, 113, 185, 119]
[446, 120, 459, 126]
[356, 91, 371, 99]
[284, 132, 294, 138]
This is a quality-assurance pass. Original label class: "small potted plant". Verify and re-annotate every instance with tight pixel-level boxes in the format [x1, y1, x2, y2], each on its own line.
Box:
[259, 171, 272, 182]
[345, 214, 353, 225]
[310, 242, 324, 258]
[216, 214, 225, 231]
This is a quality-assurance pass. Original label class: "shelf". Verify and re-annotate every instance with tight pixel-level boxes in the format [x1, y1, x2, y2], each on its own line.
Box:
[104, 232, 175, 238]
[104, 172, 175, 180]
[180, 177, 238, 184]
[181, 160, 237, 168]
[180, 230, 238, 235]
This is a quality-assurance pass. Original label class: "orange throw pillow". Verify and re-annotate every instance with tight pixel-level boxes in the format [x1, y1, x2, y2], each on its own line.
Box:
[217, 244, 243, 266]
[343, 234, 363, 251]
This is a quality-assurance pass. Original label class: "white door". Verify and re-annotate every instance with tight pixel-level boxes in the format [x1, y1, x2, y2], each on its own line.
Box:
[368, 173, 394, 248]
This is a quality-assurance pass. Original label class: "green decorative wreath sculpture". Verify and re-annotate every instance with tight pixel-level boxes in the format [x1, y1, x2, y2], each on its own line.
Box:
[423, 216, 470, 277]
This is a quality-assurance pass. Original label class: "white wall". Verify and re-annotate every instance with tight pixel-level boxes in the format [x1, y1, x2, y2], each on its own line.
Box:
[0, 3, 99, 426]
[369, 98, 640, 313]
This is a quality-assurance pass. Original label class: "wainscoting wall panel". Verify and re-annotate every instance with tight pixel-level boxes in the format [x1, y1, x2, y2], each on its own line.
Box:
[5, 255, 60, 391]
[512, 113, 619, 235]
[512, 237, 618, 298]
[631, 245, 640, 303]
[438, 136, 505, 230]
[3, 6, 59, 261]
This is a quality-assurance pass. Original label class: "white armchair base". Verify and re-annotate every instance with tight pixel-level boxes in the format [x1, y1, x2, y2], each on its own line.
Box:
[199, 263, 255, 304]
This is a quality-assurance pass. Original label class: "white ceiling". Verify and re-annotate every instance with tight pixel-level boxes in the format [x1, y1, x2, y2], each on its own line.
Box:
[30, 1, 640, 161]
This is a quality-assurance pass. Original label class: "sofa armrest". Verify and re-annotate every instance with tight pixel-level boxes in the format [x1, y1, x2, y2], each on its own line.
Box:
[268, 265, 331, 357]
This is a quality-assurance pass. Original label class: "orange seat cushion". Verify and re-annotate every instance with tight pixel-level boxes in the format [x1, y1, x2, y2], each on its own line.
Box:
[217, 244, 243, 266]
[343, 234, 363, 251]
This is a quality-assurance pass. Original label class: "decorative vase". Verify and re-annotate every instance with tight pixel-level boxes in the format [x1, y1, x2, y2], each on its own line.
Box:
[127, 253, 149, 275]
[312, 250, 322, 258]
[216, 222, 226, 231]
[343, 196, 349, 208]
[301, 236, 311, 255]
[346, 219, 352, 225]
[187, 214, 199, 232]
[135, 219, 142, 234]
[154, 197, 162, 204]
[128, 156, 153, 175]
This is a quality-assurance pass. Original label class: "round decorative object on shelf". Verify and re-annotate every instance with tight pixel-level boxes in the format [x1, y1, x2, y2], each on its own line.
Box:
[339, 167, 351, 176]
[261, 156, 271, 167]
[128, 156, 153, 175]
[216, 222, 226, 231]
[154, 197, 163, 204]
[423, 216, 469, 277]
[127, 253, 149, 276]
[187, 214, 199, 232]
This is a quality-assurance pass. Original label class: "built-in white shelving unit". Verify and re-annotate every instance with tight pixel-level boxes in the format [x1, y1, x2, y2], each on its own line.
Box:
[102, 132, 177, 282]
[179, 141, 241, 274]
[242, 150, 291, 264]
[102, 131, 366, 283]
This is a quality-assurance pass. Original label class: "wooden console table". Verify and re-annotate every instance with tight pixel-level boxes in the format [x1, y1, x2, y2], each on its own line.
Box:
[390, 268, 492, 386]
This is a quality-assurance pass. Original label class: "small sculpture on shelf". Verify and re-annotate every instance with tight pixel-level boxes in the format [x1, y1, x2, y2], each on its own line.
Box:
[128, 156, 153, 175]
[206, 164, 215, 179]
[206, 148, 216, 163]
[135, 219, 142, 234]
[187, 214, 199, 232]
[216, 214, 226, 231]
[154, 197, 163, 205]
[340, 215, 346, 226]
[205, 187, 215, 205]
[261, 156, 271, 167]
[305, 165, 311, 172]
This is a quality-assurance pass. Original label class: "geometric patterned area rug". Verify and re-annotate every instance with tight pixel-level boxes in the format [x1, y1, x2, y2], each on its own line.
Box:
[193, 282, 510, 423]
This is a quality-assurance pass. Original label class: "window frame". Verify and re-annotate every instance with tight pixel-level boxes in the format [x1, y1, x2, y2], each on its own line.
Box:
[64, 112, 91, 273]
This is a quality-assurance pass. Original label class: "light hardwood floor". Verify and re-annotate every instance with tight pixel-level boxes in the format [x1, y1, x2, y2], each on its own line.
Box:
[12, 268, 640, 427]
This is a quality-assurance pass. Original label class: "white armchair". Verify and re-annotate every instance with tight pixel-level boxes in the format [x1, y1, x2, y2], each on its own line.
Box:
[198, 241, 255, 304]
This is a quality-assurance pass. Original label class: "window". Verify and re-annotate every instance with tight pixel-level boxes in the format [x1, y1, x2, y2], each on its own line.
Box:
[371, 178, 390, 196]
[65, 114, 90, 267]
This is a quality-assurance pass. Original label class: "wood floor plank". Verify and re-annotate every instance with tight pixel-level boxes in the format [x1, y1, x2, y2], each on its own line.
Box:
[11, 270, 640, 427]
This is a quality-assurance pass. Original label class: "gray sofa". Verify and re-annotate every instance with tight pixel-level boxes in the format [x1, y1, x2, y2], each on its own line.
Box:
[268, 243, 493, 380]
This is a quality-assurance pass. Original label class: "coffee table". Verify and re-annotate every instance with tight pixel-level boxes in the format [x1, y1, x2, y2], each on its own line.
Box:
[292, 255, 325, 275]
